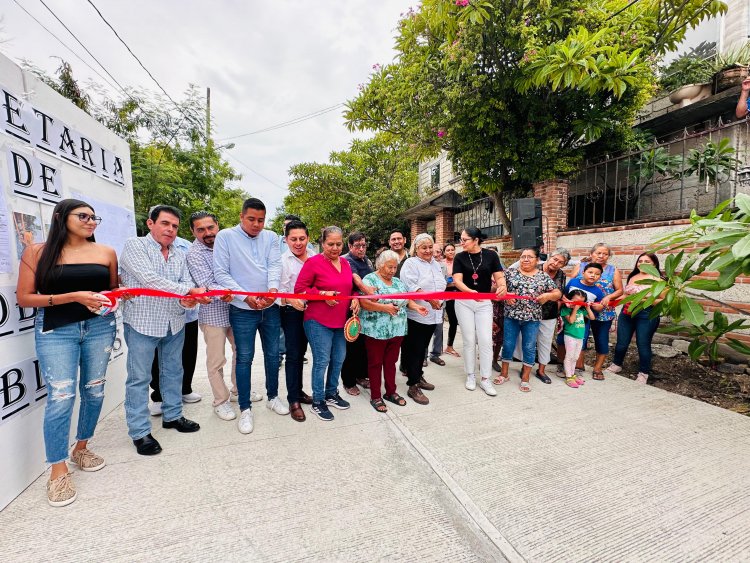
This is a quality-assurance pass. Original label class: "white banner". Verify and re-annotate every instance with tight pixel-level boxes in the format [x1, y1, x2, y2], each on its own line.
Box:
[5, 147, 63, 206]
[1, 85, 125, 186]
[0, 285, 37, 341]
[0, 355, 46, 427]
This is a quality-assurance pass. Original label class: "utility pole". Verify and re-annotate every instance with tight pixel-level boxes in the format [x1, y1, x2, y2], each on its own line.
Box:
[206, 86, 211, 141]
[206, 87, 211, 191]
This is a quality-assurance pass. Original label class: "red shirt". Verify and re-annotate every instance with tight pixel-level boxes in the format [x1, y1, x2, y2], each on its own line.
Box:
[294, 254, 354, 328]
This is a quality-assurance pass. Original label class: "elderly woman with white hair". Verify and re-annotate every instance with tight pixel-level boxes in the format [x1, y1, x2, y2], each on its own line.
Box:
[359, 250, 428, 412]
[399, 233, 447, 405]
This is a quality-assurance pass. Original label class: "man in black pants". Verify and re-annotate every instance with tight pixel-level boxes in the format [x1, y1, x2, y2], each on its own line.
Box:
[340, 232, 375, 395]
[148, 234, 201, 416]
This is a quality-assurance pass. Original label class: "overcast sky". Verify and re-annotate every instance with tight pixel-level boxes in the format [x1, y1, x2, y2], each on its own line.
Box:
[1, 0, 412, 216]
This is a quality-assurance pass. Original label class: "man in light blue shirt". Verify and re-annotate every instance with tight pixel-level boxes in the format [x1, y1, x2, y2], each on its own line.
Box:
[214, 197, 289, 434]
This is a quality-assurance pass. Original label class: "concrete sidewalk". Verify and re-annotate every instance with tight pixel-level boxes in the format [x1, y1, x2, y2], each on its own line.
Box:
[3, 334, 750, 562]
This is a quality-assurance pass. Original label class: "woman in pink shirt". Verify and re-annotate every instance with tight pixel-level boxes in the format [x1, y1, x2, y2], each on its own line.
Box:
[295, 226, 360, 421]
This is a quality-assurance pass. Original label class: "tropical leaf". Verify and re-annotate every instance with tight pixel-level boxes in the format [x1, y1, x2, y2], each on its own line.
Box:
[680, 297, 705, 326]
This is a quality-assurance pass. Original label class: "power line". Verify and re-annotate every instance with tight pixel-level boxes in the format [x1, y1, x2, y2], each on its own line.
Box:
[219, 103, 345, 141]
[606, 0, 643, 21]
[225, 152, 287, 190]
[11, 0, 122, 94]
[36, 0, 130, 95]
[84, 0, 207, 136]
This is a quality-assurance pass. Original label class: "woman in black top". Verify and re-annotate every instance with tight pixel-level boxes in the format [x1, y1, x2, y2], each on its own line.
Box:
[17, 198, 124, 507]
[452, 227, 506, 396]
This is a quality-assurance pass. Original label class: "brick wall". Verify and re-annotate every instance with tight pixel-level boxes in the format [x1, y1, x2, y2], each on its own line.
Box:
[533, 179, 568, 252]
[435, 209, 455, 246]
[410, 218, 427, 241]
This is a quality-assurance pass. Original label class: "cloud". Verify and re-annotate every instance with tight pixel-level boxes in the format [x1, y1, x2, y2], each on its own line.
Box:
[2, 0, 410, 216]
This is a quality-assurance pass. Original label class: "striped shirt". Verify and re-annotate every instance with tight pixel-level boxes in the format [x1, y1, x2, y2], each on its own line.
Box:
[186, 238, 230, 327]
[174, 236, 199, 323]
[120, 234, 195, 337]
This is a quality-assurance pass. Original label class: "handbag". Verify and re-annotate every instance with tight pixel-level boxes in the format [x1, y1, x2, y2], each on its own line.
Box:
[344, 315, 361, 342]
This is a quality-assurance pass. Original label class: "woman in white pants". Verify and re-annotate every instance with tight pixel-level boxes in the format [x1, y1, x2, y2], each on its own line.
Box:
[512, 248, 570, 383]
[452, 227, 506, 396]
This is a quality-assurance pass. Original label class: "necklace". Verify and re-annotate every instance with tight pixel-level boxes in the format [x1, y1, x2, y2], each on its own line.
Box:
[467, 251, 482, 285]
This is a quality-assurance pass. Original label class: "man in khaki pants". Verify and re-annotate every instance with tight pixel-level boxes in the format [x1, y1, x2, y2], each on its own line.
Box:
[186, 211, 261, 420]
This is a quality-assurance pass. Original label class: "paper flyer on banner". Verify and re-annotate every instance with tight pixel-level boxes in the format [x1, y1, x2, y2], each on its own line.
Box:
[0, 178, 12, 273]
[72, 193, 136, 256]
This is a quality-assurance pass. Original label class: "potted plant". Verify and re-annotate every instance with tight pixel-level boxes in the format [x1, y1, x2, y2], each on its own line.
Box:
[711, 43, 750, 93]
[659, 42, 715, 94]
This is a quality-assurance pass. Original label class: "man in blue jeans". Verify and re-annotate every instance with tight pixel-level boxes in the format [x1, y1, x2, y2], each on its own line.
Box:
[213, 197, 289, 435]
[120, 205, 210, 456]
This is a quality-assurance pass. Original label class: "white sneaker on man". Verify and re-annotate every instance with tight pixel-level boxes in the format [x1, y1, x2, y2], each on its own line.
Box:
[266, 396, 290, 415]
[465, 374, 477, 391]
[148, 402, 163, 416]
[479, 378, 497, 396]
[214, 401, 236, 421]
[231, 391, 263, 402]
[238, 409, 254, 434]
[182, 392, 202, 403]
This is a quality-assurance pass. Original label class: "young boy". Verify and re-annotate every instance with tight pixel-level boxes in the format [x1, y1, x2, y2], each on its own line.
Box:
[556, 263, 606, 376]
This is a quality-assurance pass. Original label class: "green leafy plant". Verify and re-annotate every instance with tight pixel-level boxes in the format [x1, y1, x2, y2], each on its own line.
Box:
[710, 42, 750, 73]
[679, 138, 739, 186]
[624, 193, 750, 364]
[658, 42, 715, 92]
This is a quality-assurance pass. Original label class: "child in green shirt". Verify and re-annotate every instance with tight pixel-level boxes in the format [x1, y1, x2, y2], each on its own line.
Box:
[560, 289, 595, 388]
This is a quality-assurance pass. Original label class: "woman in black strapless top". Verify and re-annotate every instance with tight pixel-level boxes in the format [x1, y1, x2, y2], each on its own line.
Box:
[16, 198, 123, 507]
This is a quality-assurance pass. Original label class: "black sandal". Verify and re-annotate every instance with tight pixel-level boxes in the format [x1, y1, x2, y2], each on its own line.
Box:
[383, 393, 407, 406]
[370, 398, 388, 413]
[535, 371, 552, 384]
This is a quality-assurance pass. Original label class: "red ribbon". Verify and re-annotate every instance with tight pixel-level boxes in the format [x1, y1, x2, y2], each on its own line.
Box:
[104, 287, 622, 307]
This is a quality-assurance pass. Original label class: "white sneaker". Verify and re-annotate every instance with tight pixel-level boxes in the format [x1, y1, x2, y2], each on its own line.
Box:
[479, 378, 497, 396]
[635, 372, 649, 384]
[266, 396, 290, 415]
[182, 392, 202, 403]
[606, 364, 622, 374]
[214, 401, 236, 421]
[465, 374, 476, 391]
[148, 402, 162, 416]
[237, 409, 254, 434]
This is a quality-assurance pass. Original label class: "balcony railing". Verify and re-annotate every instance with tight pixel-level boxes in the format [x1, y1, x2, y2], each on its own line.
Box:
[568, 118, 750, 228]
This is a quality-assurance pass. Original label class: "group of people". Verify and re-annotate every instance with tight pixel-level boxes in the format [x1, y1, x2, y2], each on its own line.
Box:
[17, 197, 665, 507]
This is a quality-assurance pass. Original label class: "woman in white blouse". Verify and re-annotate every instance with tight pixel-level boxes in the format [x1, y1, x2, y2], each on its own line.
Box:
[399, 233, 447, 405]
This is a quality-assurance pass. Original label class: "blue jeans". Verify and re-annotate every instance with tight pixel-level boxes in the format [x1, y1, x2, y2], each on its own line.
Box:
[230, 305, 281, 411]
[587, 319, 613, 354]
[35, 310, 116, 464]
[281, 306, 307, 404]
[501, 317, 540, 367]
[304, 319, 346, 403]
[124, 324, 185, 440]
[613, 309, 660, 374]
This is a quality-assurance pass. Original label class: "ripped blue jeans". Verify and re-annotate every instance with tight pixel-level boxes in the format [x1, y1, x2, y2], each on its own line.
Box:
[35, 310, 116, 464]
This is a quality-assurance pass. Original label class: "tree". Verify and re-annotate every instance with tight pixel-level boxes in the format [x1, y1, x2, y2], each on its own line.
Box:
[284, 135, 418, 246]
[625, 194, 750, 364]
[345, 0, 726, 231]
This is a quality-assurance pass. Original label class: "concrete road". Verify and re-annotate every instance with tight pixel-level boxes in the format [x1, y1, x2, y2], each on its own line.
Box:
[2, 335, 750, 562]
